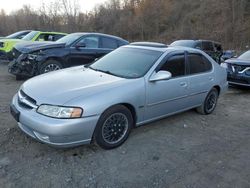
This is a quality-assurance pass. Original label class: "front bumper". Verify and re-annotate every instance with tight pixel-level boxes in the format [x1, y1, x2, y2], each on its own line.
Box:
[8, 57, 37, 77]
[10, 94, 99, 147]
[227, 72, 250, 87]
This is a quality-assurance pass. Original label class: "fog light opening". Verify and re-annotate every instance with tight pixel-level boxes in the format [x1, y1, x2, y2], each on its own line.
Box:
[34, 131, 50, 142]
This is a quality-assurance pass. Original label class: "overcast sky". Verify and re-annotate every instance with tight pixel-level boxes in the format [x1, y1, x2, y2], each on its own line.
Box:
[1, 0, 108, 14]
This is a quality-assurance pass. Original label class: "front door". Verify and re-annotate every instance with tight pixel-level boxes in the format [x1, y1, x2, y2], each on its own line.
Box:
[69, 36, 100, 66]
[145, 53, 190, 120]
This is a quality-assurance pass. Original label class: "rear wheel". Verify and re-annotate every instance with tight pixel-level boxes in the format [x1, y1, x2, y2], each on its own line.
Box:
[94, 105, 133, 149]
[196, 88, 219, 115]
[39, 60, 62, 74]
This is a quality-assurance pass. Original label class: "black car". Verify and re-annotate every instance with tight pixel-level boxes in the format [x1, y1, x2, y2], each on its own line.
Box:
[221, 50, 250, 87]
[8, 33, 129, 80]
[170, 40, 223, 64]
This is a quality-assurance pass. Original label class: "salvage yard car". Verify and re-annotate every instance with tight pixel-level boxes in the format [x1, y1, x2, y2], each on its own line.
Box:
[0, 30, 67, 61]
[0, 30, 32, 60]
[221, 50, 250, 87]
[8, 32, 129, 80]
[0, 30, 31, 40]
[171, 40, 223, 64]
[10, 43, 228, 149]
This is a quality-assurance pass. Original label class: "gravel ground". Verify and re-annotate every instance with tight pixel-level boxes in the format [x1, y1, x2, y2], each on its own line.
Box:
[0, 61, 250, 188]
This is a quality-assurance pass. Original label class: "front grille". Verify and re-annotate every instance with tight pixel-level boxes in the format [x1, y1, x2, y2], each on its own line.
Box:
[18, 90, 37, 109]
[229, 64, 249, 73]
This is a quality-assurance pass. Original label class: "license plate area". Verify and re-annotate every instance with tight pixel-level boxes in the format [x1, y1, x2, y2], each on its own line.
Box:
[10, 104, 20, 122]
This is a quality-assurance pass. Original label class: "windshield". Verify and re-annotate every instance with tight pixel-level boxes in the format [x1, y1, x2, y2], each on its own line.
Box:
[238, 51, 250, 60]
[6, 31, 28, 39]
[56, 33, 82, 45]
[22, 31, 39, 41]
[171, 40, 195, 47]
[89, 47, 163, 79]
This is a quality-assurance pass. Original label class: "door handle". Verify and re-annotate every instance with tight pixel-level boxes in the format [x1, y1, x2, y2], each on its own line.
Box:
[209, 77, 214, 81]
[180, 82, 188, 87]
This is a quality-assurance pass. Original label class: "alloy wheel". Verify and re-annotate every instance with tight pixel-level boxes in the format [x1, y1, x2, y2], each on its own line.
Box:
[102, 113, 129, 145]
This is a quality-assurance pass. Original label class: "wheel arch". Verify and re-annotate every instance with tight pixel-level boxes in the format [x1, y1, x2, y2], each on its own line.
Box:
[43, 57, 65, 67]
[99, 103, 137, 127]
[213, 85, 221, 96]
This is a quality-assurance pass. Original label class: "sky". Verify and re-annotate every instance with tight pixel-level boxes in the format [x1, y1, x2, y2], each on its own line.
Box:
[0, 0, 108, 14]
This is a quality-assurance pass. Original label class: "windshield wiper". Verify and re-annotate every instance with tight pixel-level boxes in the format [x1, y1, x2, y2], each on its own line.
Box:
[88, 66, 120, 77]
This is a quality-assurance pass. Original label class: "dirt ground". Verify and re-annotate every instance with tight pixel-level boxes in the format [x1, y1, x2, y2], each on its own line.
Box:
[0, 61, 250, 188]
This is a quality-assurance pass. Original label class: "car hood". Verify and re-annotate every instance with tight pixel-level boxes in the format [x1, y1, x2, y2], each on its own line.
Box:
[0, 39, 22, 43]
[14, 41, 66, 53]
[21, 67, 127, 105]
[225, 58, 250, 66]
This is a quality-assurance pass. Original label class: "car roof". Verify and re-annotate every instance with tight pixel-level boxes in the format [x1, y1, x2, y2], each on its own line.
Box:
[125, 43, 204, 53]
[172, 39, 221, 44]
[30, 31, 67, 35]
[69, 32, 129, 42]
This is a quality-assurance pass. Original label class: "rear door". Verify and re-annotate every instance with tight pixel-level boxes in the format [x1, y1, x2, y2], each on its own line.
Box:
[145, 52, 190, 120]
[186, 53, 214, 106]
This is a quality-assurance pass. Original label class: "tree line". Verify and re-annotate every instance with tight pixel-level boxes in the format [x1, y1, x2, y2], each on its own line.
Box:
[0, 0, 250, 50]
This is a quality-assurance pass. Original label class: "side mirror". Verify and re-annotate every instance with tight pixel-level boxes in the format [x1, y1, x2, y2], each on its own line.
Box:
[149, 71, 172, 82]
[75, 42, 86, 48]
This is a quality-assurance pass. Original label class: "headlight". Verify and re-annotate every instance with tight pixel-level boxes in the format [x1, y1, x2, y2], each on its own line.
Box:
[0, 42, 4, 48]
[37, 104, 83, 119]
[220, 63, 228, 69]
[27, 54, 38, 60]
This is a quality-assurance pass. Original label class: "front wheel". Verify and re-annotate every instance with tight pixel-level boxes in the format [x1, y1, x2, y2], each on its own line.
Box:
[196, 88, 219, 115]
[39, 60, 63, 74]
[94, 105, 133, 149]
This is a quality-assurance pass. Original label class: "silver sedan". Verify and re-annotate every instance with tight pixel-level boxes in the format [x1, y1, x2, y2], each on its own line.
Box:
[10, 43, 228, 149]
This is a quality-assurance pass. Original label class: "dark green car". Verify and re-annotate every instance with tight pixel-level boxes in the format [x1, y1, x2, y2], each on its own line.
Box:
[171, 40, 223, 64]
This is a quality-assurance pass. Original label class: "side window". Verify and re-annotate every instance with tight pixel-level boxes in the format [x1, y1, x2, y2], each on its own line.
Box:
[159, 54, 185, 78]
[202, 42, 214, 51]
[78, 36, 99, 48]
[101, 37, 118, 49]
[188, 54, 212, 74]
[36, 34, 53, 41]
[53, 34, 65, 41]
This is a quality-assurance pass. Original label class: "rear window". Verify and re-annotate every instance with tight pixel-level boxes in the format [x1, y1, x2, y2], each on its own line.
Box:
[188, 53, 212, 74]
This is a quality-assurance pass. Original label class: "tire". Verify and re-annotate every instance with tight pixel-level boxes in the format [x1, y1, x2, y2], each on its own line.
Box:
[196, 88, 219, 115]
[94, 105, 133, 149]
[39, 59, 63, 74]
